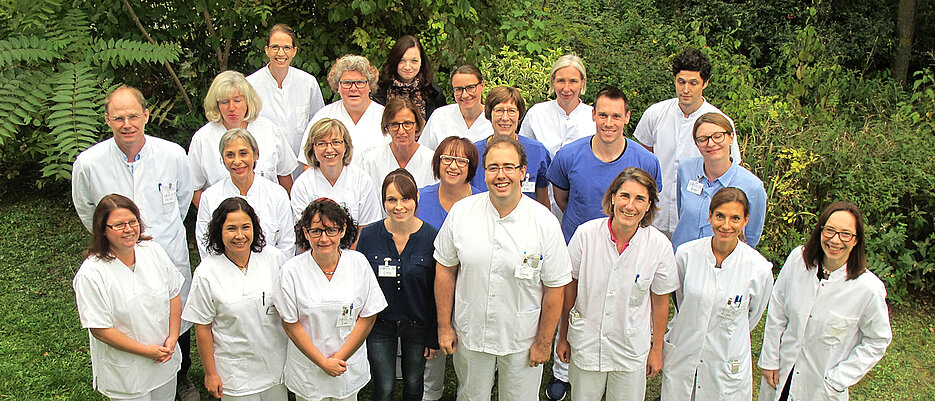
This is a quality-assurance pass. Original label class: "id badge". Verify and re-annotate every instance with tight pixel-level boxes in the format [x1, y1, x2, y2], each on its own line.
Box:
[687, 179, 703, 195]
[266, 306, 279, 316]
[336, 304, 354, 327]
[160, 183, 176, 204]
[378, 257, 396, 278]
[521, 173, 535, 193]
[568, 308, 583, 324]
[728, 360, 741, 374]
[515, 253, 541, 279]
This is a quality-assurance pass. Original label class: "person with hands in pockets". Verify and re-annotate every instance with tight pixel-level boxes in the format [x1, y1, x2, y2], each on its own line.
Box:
[276, 198, 387, 401]
[556, 167, 678, 401]
[758, 202, 891, 401]
[434, 135, 571, 401]
[660, 187, 773, 400]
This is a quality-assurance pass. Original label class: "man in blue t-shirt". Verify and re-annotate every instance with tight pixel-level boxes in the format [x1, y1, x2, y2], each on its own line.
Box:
[548, 86, 662, 243]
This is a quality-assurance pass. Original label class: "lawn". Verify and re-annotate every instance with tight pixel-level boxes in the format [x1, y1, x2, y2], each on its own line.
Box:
[1, 194, 932, 400]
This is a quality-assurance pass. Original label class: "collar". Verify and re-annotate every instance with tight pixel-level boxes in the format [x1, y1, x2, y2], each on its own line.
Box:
[607, 217, 632, 254]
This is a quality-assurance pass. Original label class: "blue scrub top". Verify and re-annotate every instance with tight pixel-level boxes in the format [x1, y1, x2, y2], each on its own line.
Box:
[671, 156, 767, 250]
[547, 136, 662, 243]
[415, 182, 482, 230]
[470, 135, 551, 199]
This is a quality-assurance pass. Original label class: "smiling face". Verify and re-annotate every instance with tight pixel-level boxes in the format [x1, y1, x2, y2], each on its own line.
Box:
[305, 214, 346, 258]
[708, 200, 748, 245]
[552, 65, 584, 108]
[483, 143, 526, 202]
[221, 209, 254, 256]
[397, 46, 422, 83]
[222, 136, 257, 181]
[312, 128, 346, 169]
[388, 107, 417, 147]
[821, 210, 858, 269]
[439, 143, 471, 187]
[218, 89, 247, 128]
[612, 180, 651, 232]
[490, 100, 520, 137]
[452, 73, 484, 112]
[338, 70, 371, 111]
[104, 207, 140, 254]
[265, 31, 297, 70]
[675, 70, 709, 113]
[592, 95, 630, 145]
[106, 89, 150, 152]
[694, 122, 733, 164]
[384, 182, 416, 223]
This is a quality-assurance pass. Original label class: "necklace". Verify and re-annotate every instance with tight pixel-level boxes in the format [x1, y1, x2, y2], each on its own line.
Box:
[226, 253, 250, 274]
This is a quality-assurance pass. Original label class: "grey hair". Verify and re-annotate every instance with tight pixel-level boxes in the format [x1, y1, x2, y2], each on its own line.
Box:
[549, 54, 587, 97]
[327, 54, 378, 93]
[218, 127, 259, 155]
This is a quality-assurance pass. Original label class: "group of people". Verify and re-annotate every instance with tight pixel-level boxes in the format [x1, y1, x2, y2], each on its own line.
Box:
[70, 23, 891, 401]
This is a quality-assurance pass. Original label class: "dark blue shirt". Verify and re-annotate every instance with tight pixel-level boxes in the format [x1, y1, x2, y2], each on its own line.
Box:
[357, 220, 439, 348]
[415, 183, 482, 230]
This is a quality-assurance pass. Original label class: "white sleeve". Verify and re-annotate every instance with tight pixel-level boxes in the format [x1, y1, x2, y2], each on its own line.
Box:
[188, 136, 208, 190]
[181, 266, 216, 325]
[825, 281, 892, 390]
[73, 265, 114, 329]
[308, 80, 325, 121]
[567, 228, 584, 280]
[518, 115, 535, 140]
[154, 242, 184, 298]
[175, 150, 194, 219]
[195, 194, 211, 260]
[275, 126, 299, 175]
[274, 264, 300, 324]
[274, 190, 297, 256]
[759, 250, 797, 370]
[747, 260, 774, 332]
[633, 110, 657, 147]
[541, 218, 572, 288]
[432, 208, 460, 267]
[71, 157, 95, 231]
[650, 242, 679, 295]
[357, 176, 384, 226]
[291, 178, 311, 221]
[357, 255, 388, 318]
[419, 116, 439, 151]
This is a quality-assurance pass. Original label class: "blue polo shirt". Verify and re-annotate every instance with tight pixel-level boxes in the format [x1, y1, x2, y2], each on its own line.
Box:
[470, 135, 551, 199]
[415, 183, 482, 230]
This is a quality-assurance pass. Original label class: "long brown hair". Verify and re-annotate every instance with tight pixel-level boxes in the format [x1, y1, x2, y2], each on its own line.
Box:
[86, 194, 151, 261]
[802, 201, 868, 280]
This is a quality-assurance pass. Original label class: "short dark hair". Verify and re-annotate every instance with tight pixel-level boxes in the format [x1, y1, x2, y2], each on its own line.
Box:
[294, 198, 359, 252]
[432, 136, 478, 182]
[593, 86, 629, 113]
[382, 168, 419, 212]
[379, 35, 434, 90]
[451, 64, 484, 84]
[671, 48, 712, 82]
[204, 197, 266, 255]
[381, 97, 426, 136]
[802, 201, 868, 280]
[601, 168, 659, 227]
[482, 135, 527, 168]
[267, 23, 297, 46]
[86, 194, 152, 261]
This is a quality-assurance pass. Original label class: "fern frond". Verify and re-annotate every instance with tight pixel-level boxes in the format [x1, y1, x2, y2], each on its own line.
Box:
[0, 69, 53, 145]
[0, 36, 61, 68]
[89, 39, 181, 68]
[40, 61, 104, 180]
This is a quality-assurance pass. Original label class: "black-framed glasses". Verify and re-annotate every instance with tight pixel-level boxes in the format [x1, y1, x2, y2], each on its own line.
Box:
[484, 164, 520, 174]
[314, 139, 345, 148]
[821, 226, 856, 242]
[440, 155, 469, 167]
[694, 131, 731, 145]
[453, 83, 480, 95]
[304, 227, 342, 238]
[106, 219, 140, 231]
[339, 80, 368, 89]
[387, 121, 416, 131]
[268, 44, 295, 53]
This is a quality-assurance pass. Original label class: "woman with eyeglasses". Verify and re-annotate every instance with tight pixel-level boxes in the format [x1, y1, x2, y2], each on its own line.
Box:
[298, 55, 386, 167]
[276, 198, 387, 401]
[183, 197, 289, 400]
[356, 169, 439, 401]
[419, 64, 492, 151]
[373, 35, 445, 122]
[189, 70, 297, 207]
[360, 98, 438, 191]
[73, 194, 184, 401]
[660, 187, 774, 401]
[671, 112, 766, 251]
[757, 202, 891, 401]
[470, 86, 552, 209]
[291, 118, 383, 228]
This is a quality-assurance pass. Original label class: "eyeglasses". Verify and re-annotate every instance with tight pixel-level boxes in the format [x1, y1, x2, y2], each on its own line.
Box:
[304, 227, 342, 238]
[484, 164, 520, 174]
[491, 107, 519, 117]
[268, 44, 295, 53]
[694, 131, 731, 145]
[453, 83, 480, 96]
[387, 121, 416, 131]
[314, 139, 345, 148]
[339, 79, 369, 89]
[440, 155, 469, 167]
[106, 219, 140, 231]
[108, 114, 142, 124]
[821, 226, 856, 242]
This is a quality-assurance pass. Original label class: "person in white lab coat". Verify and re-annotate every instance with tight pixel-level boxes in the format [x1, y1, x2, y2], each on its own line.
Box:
[360, 97, 437, 191]
[556, 167, 679, 401]
[73, 194, 184, 401]
[276, 198, 388, 401]
[189, 70, 297, 206]
[758, 201, 892, 401]
[196, 128, 295, 259]
[661, 187, 774, 400]
[184, 197, 289, 400]
[246, 23, 325, 173]
[418, 64, 493, 151]
[291, 118, 383, 226]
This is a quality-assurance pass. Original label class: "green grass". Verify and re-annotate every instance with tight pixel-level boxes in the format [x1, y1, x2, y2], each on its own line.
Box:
[1, 194, 932, 400]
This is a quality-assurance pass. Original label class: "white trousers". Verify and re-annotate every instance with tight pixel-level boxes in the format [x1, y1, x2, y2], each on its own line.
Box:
[423, 352, 447, 400]
[111, 377, 176, 401]
[568, 363, 646, 401]
[223, 384, 288, 400]
[453, 347, 542, 401]
[551, 330, 569, 381]
[296, 391, 358, 401]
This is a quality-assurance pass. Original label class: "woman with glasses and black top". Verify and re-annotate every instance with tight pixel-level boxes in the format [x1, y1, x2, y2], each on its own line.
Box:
[373, 35, 445, 122]
[757, 202, 891, 401]
[419, 64, 492, 151]
[360, 98, 438, 191]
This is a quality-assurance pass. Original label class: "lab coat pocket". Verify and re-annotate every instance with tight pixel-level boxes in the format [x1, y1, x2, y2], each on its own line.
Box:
[215, 355, 248, 391]
[260, 300, 280, 327]
[453, 298, 472, 333]
[623, 318, 652, 359]
[629, 277, 652, 307]
[96, 345, 139, 394]
[821, 312, 858, 346]
[566, 308, 586, 349]
[514, 308, 541, 343]
[822, 376, 848, 400]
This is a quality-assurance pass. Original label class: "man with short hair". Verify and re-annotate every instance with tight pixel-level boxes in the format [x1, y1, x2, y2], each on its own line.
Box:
[72, 86, 199, 401]
[633, 48, 741, 238]
[434, 135, 571, 401]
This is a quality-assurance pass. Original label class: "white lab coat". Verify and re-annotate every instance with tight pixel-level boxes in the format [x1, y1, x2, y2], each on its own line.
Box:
[359, 143, 438, 192]
[182, 248, 289, 397]
[661, 237, 773, 400]
[290, 165, 383, 226]
[297, 100, 387, 166]
[418, 103, 493, 151]
[195, 177, 296, 259]
[246, 65, 326, 155]
[275, 250, 387, 400]
[757, 246, 892, 401]
[518, 99, 595, 157]
[72, 241, 184, 399]
[72, 136, 194, 332]
[188, 117, 297, 190]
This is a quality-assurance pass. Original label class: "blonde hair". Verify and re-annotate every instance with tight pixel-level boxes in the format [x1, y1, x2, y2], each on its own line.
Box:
[303, 118, 354, 167]
[203, 70, 262, 123]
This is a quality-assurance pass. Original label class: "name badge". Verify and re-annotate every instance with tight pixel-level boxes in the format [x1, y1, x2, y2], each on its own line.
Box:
[378, 257, 396, 278]
[337, 304, 354, 327]
[568, 308, 583, 324]
[521, 173, 535, 193]
[266, 306, 278, 316]
[515, 253, 541, 280]
[160, 183, 176, 204]
[687, 179, 703, 195]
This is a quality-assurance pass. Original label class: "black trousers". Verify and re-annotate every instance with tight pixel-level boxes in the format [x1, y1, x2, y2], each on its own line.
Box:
[178, 328, 191, 377]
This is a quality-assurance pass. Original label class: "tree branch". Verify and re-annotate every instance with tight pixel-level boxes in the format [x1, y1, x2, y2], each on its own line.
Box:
[199, 1, 226, 70]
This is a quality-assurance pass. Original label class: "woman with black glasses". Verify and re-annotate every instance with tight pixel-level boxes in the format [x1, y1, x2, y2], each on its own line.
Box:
[419, 64, 492, 151]
[360, 98, 437, 191]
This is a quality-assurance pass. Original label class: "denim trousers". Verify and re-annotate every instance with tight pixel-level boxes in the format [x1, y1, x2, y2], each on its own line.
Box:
[366, 320, 430, 401]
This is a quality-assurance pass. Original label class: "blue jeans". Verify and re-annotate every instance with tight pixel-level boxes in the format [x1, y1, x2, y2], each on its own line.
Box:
[367, 320, 430, 401]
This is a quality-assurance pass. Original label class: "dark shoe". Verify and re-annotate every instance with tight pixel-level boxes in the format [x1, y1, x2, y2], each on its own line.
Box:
[545, 377, 569, 401]
[177, 375, 201, 401]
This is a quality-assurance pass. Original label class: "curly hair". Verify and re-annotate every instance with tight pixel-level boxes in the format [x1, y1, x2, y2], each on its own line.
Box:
[327, 54, 378, 93]
[294, 198, 359, 252]
[203, 197, 266, 255]
[671, 48, 712, 82]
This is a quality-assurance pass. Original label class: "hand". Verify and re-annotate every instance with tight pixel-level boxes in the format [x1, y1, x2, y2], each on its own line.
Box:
[156, 337, 178, 364]
[424, 347, 438, 360]
[556, 337, 571, 363]
[528, 340, 551, 367]
[142, 344, 172, 363]
[204, 373, 223, 398]
[762, 369, 780, 389]
[646, 346, 662, 377]
[319, 357, 348, 377]
[438, 326, 458, 355]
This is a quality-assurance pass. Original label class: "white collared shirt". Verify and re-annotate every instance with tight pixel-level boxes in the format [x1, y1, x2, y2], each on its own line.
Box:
[290, 165, 383, 226]
[757, 246, 891, 401]
[188, 117, 297, 190]
[519, 99, 595, 157]
[181, 248, 288, 396]
[419, 103, 493, 151]
[195, 177, 296, 259]
[566, 218, 679, 372]
[246, 65, 325, 155]
[359, 143, 438, 191]
[297, 100, 388, 166]
[633, 98, 741, 233]
[661, 237, 773, 400]
[434, 193, 572, 355]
